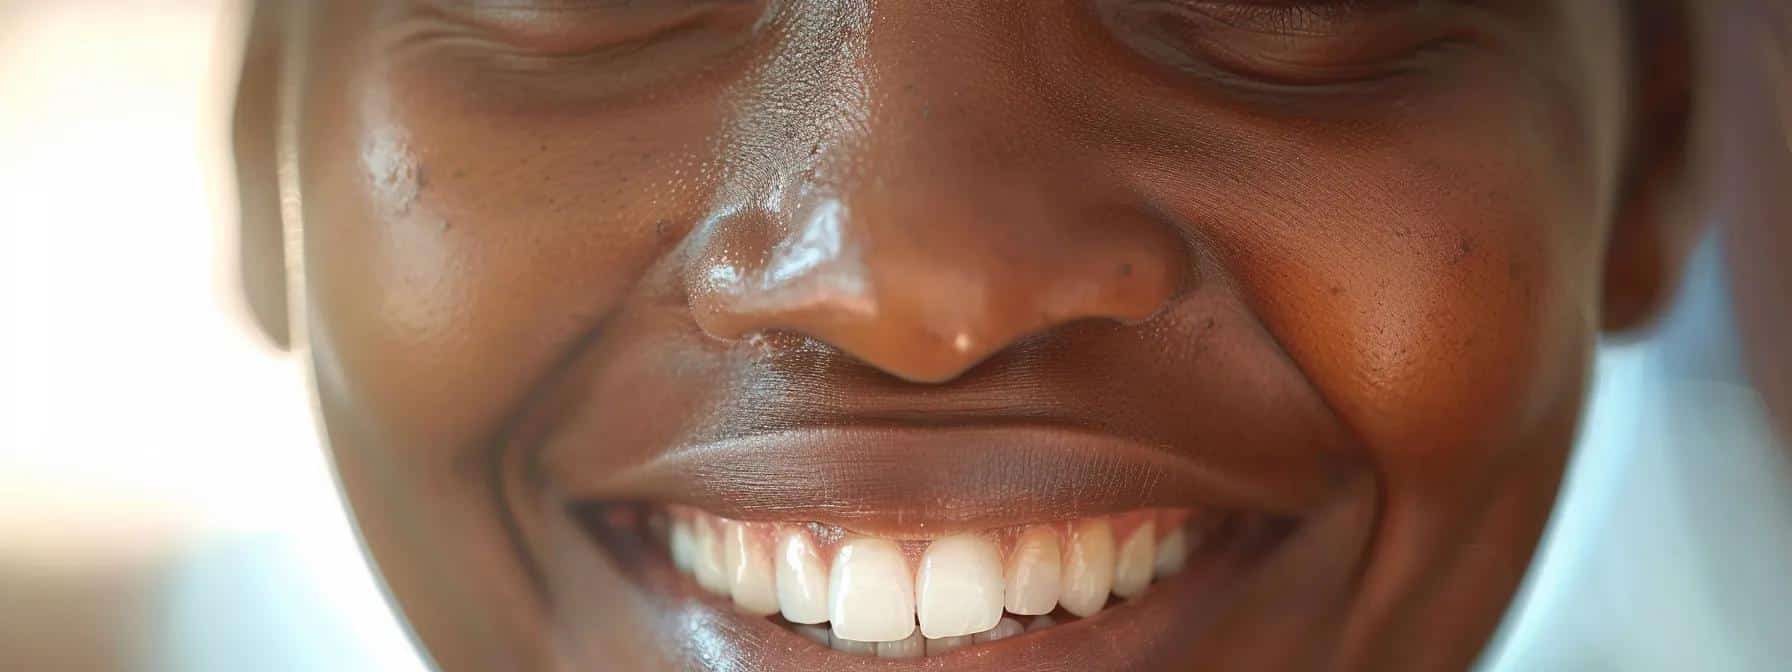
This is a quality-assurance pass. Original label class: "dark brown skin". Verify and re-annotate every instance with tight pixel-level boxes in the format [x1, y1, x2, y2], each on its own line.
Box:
[233, 1, 1703, 670]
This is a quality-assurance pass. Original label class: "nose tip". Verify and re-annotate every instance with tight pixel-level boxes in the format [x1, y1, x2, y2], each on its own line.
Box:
[688, 195, 1188, 383]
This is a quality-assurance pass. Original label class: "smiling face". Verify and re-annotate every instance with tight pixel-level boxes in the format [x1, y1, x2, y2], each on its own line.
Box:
[237, 0, 1691, 669]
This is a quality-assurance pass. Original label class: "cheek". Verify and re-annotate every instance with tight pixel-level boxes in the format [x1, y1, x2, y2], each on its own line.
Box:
[301, 59, 725, 449]
[1188, 85, 1605, 476]
[1249, 170, 1595, 465]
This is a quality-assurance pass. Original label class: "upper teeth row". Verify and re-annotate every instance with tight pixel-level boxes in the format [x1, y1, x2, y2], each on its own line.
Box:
[666, 508, 1201, 645]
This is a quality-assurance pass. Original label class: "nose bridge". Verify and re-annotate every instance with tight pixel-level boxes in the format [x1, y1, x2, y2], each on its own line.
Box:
[686, 2, 1189, 383]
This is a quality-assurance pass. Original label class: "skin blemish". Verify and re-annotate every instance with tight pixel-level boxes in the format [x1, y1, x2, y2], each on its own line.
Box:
[1450, 235, 1478, 265]
[362, 125, 421, 218]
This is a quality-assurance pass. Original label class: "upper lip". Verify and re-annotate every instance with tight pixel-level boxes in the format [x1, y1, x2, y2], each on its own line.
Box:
[547, 422, 1343, 535]
[517, 335, 1373, 669]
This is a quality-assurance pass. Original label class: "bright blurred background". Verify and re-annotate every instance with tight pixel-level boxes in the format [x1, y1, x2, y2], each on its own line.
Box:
[0, 1, 423, 670]
[0, 1, 1786, 670]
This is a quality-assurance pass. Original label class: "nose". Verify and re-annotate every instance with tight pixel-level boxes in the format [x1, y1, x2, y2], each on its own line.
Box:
[686, 7, 1188, 383]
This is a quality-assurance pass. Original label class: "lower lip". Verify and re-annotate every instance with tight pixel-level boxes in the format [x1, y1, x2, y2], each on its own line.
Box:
[576, 502, 1297, 670]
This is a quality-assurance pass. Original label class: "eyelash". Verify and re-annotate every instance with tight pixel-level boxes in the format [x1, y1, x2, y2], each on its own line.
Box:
[1180, 1, 1380, 34]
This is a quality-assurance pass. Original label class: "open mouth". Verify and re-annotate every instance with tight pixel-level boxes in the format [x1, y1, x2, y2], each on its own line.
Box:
[542, 422, 1346, 668]
[580, 502, 1291, 660]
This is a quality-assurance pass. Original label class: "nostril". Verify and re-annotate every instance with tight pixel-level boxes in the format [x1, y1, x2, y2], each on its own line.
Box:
[686, 180, 1192, 382]
[686, 202, 1191, 384]
[688, 198, 880, 343]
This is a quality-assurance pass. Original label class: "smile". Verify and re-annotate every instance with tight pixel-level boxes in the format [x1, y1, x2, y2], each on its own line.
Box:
[561, 425, 1341, 667]
[654, 506, 1274, 658]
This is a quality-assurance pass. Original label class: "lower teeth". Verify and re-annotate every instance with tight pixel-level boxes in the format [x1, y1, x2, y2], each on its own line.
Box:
[777, 607, 1083, 657]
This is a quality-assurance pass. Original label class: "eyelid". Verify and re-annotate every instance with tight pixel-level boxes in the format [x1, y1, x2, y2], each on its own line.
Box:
[1151, 0, 1435, 38]
[1099, 0, 1456, 87]
[1168, 1, 1382, 38]
[419, 0, 759, 56]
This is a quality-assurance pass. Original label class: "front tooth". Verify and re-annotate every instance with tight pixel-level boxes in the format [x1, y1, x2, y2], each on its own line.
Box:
[925, 635, 972, 656]
[1026, 615, 1057, 632]
[1003, 525, 1062, 615]
[1058, 518, 1116, 617]
[669, 517, 695, 574]
[972, 617, 1024, 644]
[1112, 521, 1155, 598]
[828, 537, 917, 642]
[876, 630, 925, 659]
[1154, 527, 1189, 577]
[692, 518, 731, 595]
[828, 630, 877, 655]
[724, 522, 779, 615]
[916, 534, 1004, 638]
[775, 528, 831, 624]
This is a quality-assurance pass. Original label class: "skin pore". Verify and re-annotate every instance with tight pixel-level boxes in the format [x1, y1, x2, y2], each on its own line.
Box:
[233, 1, 1696, 670]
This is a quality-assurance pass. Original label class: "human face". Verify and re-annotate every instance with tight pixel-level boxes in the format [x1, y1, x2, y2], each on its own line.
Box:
[278, 1, 1645, 669]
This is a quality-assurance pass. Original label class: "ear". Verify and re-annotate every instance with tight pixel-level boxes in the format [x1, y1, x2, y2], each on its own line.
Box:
[232, 0, 291, 349]
[1602, 1, 1704, 334]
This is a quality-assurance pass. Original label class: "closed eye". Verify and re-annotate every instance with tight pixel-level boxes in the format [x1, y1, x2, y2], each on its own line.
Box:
[418, 0, 767, 57]
[1093, 0, 1469, 87]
